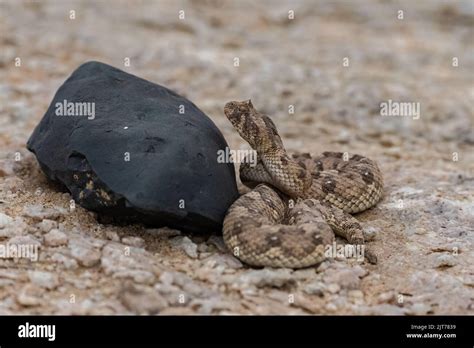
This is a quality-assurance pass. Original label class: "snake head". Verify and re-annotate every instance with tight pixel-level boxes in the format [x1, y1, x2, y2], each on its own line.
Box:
[224, 100, 254, 127]
[224, 99, 283, 152]
[224, 99, 259, 146]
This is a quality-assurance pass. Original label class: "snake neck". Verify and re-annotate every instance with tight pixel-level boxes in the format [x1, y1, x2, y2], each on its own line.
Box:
[260, 150, 312, 198]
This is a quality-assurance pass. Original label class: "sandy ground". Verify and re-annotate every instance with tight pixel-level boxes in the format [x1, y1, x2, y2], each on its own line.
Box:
[0, 0, 473, 314]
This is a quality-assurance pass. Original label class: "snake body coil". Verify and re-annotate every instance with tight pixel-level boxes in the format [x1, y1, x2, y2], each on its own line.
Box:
[223, 100, 383, 268]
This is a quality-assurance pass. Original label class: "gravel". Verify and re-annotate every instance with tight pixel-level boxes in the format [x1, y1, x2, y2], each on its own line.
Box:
[0, 0, 472, 315]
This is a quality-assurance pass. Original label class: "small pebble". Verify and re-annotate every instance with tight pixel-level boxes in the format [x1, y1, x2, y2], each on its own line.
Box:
[304, 281, 325, 296]
[37, 219, 58, 233]
[121, 236, 145, 248]
[51, 253, 79, 269]
[8, 235, 41, 246]
[363, 226, 379, 241]
[170, 236, 198, 259]
[325, 302, 338, 312]
[435, 254, 457, 268]
[239, 268, 295, 288]
[348, 290, 364, 299]
[28, 270, 59, 290]
[23, 205, 66, 220]
[415, 227, 427, 235]
[16, 285, 42, 307]
[69, 239, 102, 267]
[327, 283, 341, 294]
[407, 303, 431, 315]
[119, 284, 168, 314]
[377, 291, 395, 303]
[105, 230, 120, 242]
[44, 229, 68, 246]
[0, 212, 13, 228]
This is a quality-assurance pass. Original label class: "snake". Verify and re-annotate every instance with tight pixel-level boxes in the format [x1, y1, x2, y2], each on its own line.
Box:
[222, 100, 384, 268]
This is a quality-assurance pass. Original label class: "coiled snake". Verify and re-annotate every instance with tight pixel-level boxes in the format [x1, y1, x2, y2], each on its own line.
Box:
[222, 100, 383, 268]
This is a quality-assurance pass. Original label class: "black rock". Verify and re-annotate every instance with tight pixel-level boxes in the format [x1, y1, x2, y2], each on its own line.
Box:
[27, 61, 238, 233]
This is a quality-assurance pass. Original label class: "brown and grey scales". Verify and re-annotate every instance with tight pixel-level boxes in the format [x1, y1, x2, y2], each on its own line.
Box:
[223, 100, 383, 268]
